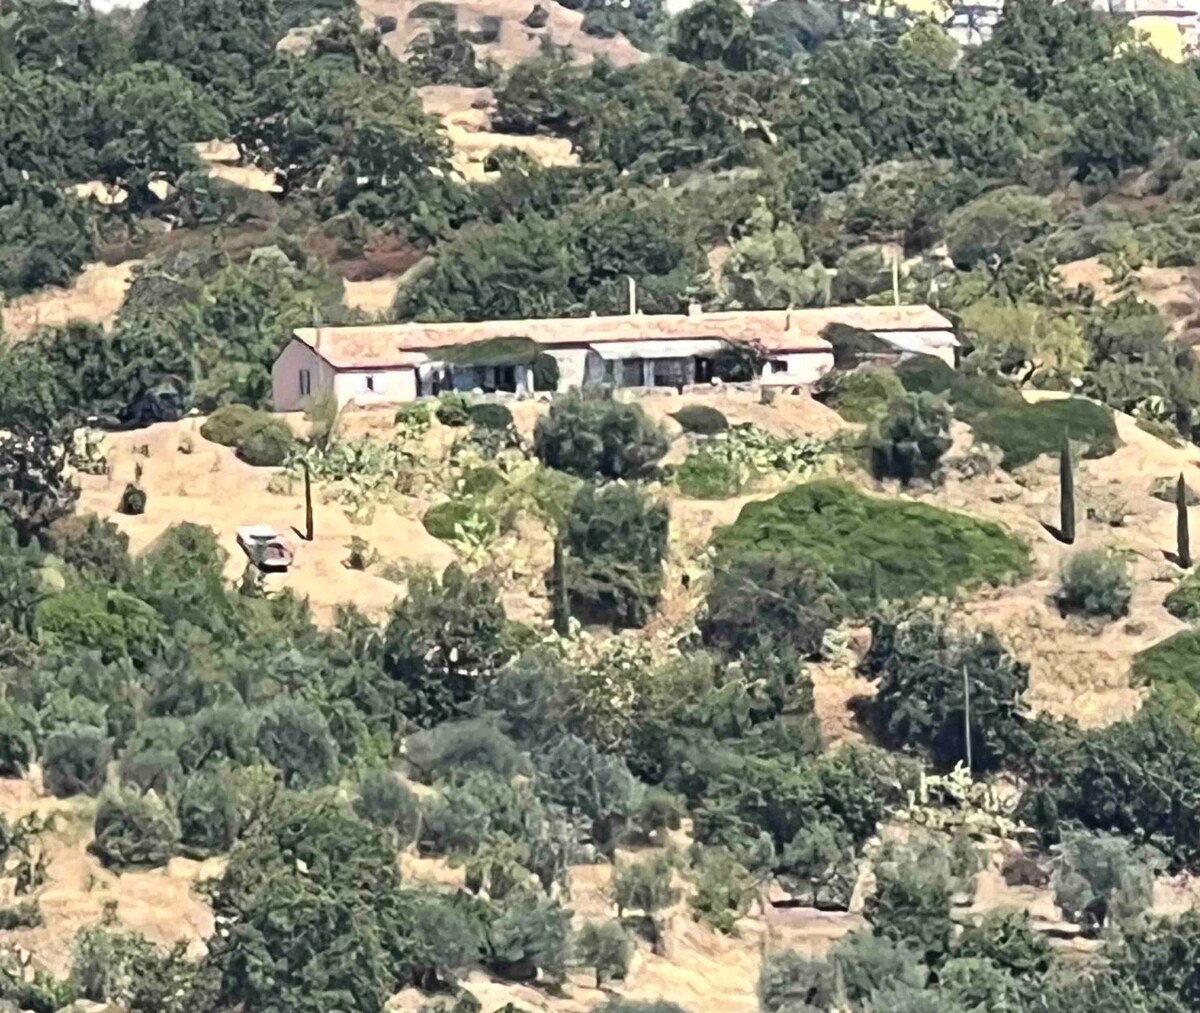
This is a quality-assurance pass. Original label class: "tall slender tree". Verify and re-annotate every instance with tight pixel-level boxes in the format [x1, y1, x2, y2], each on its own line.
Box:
[1178, 473, 1192, 568]
[1059, 434, 1075, 545]
[551, 534, 570, 636]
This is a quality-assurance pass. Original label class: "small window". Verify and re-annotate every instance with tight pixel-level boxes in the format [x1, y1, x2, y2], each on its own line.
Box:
[364, 375, 376, 393]
[298, 369, 311, 396]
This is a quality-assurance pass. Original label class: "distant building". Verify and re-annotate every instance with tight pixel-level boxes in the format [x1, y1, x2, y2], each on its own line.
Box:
[271, 304, 957, 412]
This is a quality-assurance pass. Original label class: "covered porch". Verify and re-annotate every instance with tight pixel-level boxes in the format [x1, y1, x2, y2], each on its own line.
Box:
[585, 339, 726, 389]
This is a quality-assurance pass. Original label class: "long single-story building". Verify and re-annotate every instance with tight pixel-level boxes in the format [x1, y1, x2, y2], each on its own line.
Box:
[271, 304, 957, 412]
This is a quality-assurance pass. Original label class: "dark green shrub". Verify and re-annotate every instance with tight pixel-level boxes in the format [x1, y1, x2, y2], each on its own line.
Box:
[814, 367, 905, 423]
[254, 698, 339, 788]
[897, 355, 1019, 416]
[201, 406, 295, 464]
[71, 927, 200, 1012]
[1054, 550, 1132, 620]
[757, 950, 836, 1013]
[199, 404, 260, 446]
[43, 513, 131, 583]
[419, 773, 540, 855]
[34, 588, 164, 664]
[407, 718, 526, 785]
[831, 931, 926, 1005]
[633, 787, 686, 838]
[611, 852, 679, 950]
[380, 562, 512, 727]
[118, 483, 146, 515]
[1165, 572, 1200, 620]
[676, 450, 742, 499]
[460, 466, 504, 497]
[701, 554, 839, 657]
[1051, 831, 1158, 934]
[118, 747, 183, 795]
[944, 187, 1054, 268]
[712, 341, 766, 382]
[688, 847, 756, 934]
[594, 1002, 689, 1013]
[436, 393, 472, 427]
[469, 403, 514, 430]
[971, 398, 1117, 470]
[422, 498, 497, 542]
[480, 891, 570, 983]
[534, 391, 668, 480]
[89, 788, 180, 869]
[574, 920, 632, 988]
[178, 704, 258, 771]
[42, 724, 111, 798]
[863, 613, 1030, 771]
[865, 839, 961, 965]
[354, 769, 421, 841]
[394, 402, 433, 434]
[953, 910, 1052, 978]
[237, 420, 295, 467]
[712, 480, 1030, 612]
[533, 353, 560, 392]
[870, 392, 953, 484]
[536, 735, 636, 851]
[564, 482, 669, 628]
[1020, 709, 1200, 868]
[0, 699, 35, 776]
[0, 900, 42, 930]
[177, 768, 242, 857]
[671, 405, 728, 435]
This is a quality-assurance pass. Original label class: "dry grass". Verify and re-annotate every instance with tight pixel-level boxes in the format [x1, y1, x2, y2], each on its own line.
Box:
[2, 261, 140, 341]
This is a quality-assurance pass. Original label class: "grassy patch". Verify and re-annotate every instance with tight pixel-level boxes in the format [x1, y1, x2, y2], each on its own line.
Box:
[970, 398, 1117, 469]
[1166, 573, 1200, 621]
[676, 450, 743, 499]
[422, 499, 497, 543]
[896, 357, 1117, 469]
[712, 479, 1030, 610]
[1137, 630, 1200, 739]
[200, 404, 295, 466]
[814, 367, 905, 423]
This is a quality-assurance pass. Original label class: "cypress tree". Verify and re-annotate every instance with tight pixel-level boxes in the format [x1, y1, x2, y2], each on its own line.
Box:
[1179, 473, 1192, 568]
[1059, 434, 1075, 545]
[552, 533, 570, 636]
[302, 460, 314, 541]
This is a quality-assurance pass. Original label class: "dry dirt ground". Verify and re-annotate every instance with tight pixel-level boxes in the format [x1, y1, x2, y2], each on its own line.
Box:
[361, 0, 645, 73]
[73, 386, 1197, 723]
[22, 386, 1200, 1007]
[1058, 257, 1200, 340]
[1, 261, 140, 341]
[0, 773, 216, 978]
[75, 417, 456, 624]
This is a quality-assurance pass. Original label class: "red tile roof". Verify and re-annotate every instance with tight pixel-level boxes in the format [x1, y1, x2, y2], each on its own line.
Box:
[293, 305, 953, 370]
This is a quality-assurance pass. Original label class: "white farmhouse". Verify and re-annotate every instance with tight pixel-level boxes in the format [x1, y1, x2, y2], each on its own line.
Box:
[271, 304, 957, 412]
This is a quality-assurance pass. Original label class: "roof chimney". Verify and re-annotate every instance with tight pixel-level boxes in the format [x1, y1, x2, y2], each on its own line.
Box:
[687, 302, 702, 318]
[627, 276, 637, 316]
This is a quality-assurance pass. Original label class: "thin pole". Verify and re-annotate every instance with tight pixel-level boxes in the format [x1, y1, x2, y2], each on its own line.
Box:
[962, 664, 973, 773]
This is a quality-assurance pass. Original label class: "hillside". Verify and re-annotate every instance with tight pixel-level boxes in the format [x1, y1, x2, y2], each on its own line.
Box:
[13, 0, 1200, 1011]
